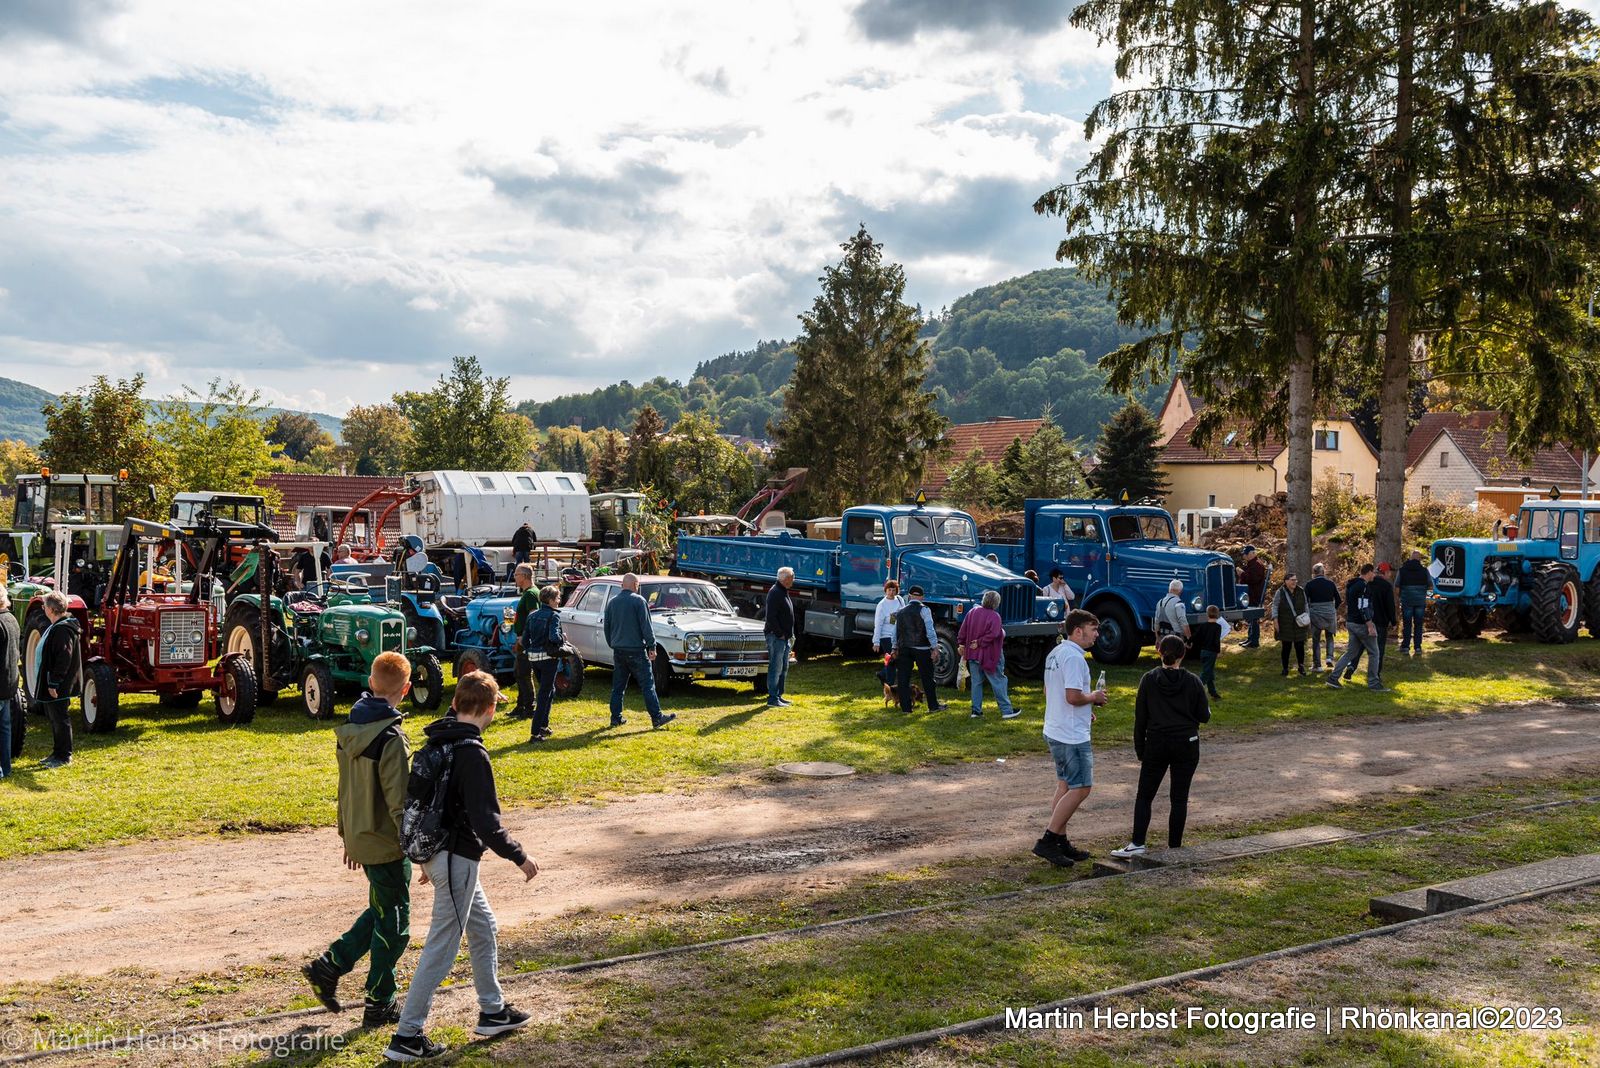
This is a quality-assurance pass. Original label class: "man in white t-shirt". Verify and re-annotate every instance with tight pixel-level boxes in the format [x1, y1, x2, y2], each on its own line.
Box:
[1033, 609, 1108, 866]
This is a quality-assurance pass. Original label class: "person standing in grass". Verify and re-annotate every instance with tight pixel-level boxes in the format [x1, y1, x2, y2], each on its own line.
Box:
[1033, 609, 1107, 867]
[1304, 562, 1341, 669]
[509, 564, 538, 721]
[1112, 635, 1211, 858]
[34, 591, 80, 770]
[957, 589, 1019, 720]
[763, 567, 796, 708]
[603, 573, 676, 730]
[872, 579, 904, 686]
[1397, 550, 1432, 656]
[0, 587, 16, 779]
[1239, 546, 1267, 647]
[303, 651, 414, 1029]
[1272, 573, 1309, 676]
[386, 672, 537, 1062]
[1368, 562, 1399, 673]
[1328, 563, 1387, 691]
[522, 585, 564, 743]
[1189, 605, 1222, 700]
[895, 585, 945, 714]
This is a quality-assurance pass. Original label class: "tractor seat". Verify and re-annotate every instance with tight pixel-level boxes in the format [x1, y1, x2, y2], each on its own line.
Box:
[286, 591, 326, 616]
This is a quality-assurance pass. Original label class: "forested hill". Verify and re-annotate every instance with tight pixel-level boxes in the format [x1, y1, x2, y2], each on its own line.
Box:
[516, 268, 1167, 442]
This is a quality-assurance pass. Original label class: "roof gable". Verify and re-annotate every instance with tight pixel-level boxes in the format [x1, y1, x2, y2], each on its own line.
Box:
[1158, 414, 1285, 464]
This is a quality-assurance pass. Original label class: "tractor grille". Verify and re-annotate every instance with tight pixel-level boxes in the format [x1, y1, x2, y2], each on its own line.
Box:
[158, 609, 208, 665]
[701, 633, 768, 662]
[380, 617, 405, 652]
[999, 582, 1035, 624]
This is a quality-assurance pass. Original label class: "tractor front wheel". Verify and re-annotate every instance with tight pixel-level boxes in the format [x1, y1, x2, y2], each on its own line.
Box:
[410, 654, 444, 711]
[1531, 564, 1582, 644]
[554, 650, 585, 699]
[453, 649, 490, 681]
[1434, 602, 1485, 640]
[82, 661, 119, 734]
[301, 661, 335, 719]
[216, 656, 258, 726]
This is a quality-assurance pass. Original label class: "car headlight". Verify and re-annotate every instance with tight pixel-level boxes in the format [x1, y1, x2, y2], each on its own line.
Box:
[1046, 601, 1062, 619]
[685, 634, 704, 654]
[406, 626, 417, 641]
[356, 628, 370, 643]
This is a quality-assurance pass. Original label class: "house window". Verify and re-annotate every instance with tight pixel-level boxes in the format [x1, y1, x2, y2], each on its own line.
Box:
[1439, 452, 1449, 468]
[1207, 494, 1216, 508]
[1314, 429, 1340, 451]
[516, 476, 535, 490]
[1421, 485, 1431, 499]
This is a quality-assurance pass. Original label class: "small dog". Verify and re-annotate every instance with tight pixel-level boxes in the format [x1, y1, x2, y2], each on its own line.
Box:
[882, 680, 924, 707]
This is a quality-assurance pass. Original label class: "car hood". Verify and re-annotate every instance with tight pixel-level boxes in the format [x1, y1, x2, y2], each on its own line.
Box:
[651, 609, 765, 634]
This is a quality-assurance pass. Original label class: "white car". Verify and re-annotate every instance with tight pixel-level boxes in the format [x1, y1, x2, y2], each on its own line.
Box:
[559, 575, 771, 695]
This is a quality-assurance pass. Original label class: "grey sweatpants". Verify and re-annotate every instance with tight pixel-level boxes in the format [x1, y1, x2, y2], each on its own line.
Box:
[397, 852, 505, 1036]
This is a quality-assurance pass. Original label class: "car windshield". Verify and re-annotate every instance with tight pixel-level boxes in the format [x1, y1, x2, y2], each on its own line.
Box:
[642, 582, 734, 614]
[890, 514, 977, 547]
[1109, 514, 1175, 542]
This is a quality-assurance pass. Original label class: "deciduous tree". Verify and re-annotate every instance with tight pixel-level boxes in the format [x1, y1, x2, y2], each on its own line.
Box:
[940, 446, 1001, 512]
[341, 403, 413, 476]
[663, 413, 757, 514]
[266, 411, 332, 463]
[396, 356, 533, 471]
[39, 374, 167, 516]
[151, 381, 283, 515]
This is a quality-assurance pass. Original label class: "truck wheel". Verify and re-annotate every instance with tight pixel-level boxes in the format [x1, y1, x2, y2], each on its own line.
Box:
[1005, 639, 1048, 678]
[554, 651, 585, 699]
[1531, 564, 1582, 644]
[159, 690, 204, 708]
[932, 626, 960, 687]
[410, 654, 444, 711]
[216, 656, 258, 726]
[301, 661, 335, 720]
[652, 647, 674, 698]
[1584, 570, 1600, 639]
[1090, 603, 1140, 665]
[82, 661, 119, 734]
[1434, 603, 1485, 640]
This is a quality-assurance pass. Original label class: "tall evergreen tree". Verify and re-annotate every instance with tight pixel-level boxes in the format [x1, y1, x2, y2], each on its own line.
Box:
[1008, 406, 1088, 504]
[940, 446, 1001, 511]
[771, 227, 947, 514]
[590, 429, 627, 491]
[627, 404, 669, 490]
[1088, 402, 1169, 503]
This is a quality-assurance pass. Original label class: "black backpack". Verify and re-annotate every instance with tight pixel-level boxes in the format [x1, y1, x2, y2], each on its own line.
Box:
[400, 740, 459, 864]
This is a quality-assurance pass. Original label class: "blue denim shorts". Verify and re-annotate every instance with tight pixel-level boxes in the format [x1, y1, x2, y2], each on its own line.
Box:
[1048, 739, 1094, 788]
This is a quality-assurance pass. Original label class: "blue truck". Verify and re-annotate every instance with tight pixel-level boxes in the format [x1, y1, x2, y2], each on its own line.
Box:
[1429, 496, 1600, 643]
[980, 499, 1262, 665]
[673, 503, 1060, 685]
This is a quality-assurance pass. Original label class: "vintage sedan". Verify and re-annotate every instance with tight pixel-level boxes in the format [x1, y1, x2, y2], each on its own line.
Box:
[559, 575, 771, 695]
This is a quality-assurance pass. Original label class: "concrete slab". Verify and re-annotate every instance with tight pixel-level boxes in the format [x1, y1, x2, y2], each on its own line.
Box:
[1126, 825, 1355, 871]
[1427, 854, 1600, 914]
[774, 761, 855, 778]
[1091, 858, 1134, 878]
[1369, 888, 1430, 921]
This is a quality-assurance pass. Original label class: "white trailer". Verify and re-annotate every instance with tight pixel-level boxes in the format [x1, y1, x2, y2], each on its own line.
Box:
[400, 470, 593, 549]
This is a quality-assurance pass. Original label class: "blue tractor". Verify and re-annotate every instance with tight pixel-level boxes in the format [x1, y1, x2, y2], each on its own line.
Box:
[1430, 496, 1600, 644]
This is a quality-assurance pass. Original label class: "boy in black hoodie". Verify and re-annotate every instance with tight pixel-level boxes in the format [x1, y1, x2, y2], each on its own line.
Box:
[1111, 635, 1211, 857]
[386, 671, 536, 1062]
[35, 592, 81, 770]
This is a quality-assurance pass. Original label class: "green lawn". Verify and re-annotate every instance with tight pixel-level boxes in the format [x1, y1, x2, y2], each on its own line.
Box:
[0, 632, 1596, 859]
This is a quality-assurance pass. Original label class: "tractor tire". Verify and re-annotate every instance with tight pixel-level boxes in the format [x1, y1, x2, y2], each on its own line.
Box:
[1584, 569, 1600, 639]
[410, 653, 444, 711]
[652, 647, 674, 698]
[554, 650, 585, 699]
[453, 649, 490, 681]
[1488, 606, 1531, 634]
[159, 690, 204, 709]
[301, 661, 335, 720]
[81, 660, 119, 734]
[1530, 564, 1583, 644]
[1090, 602, 1141, 665]
[1434, 603, 1485, 640]
[932, 625, 960, 687]
[224, 605, 290, 693]
[215, 656, 258, 726]
[21, 608, 48, 703]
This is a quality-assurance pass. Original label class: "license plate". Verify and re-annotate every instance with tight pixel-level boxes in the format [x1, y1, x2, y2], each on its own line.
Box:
[722, 666, 758, 677]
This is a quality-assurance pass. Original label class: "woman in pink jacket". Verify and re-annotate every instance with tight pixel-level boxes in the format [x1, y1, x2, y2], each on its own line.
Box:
[957, 590, 1020, 720]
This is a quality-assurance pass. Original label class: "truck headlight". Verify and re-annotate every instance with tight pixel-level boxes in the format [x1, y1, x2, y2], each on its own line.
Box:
[1191, 596, 1203, 611]
[1046, 601, 1061, 619]
[190, 629, 203, 644]
[685, 634, 704, 654]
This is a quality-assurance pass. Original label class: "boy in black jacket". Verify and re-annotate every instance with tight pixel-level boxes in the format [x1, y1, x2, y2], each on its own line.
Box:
[1112, 636, 1211, 857]
[1188, 605, 1223, 699]
[387, 672, 538, 1062]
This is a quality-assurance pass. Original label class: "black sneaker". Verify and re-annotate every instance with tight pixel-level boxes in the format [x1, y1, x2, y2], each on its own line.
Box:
[608, 716, 626, 727]
[384, 1033, 446, 1061]
[301, 956, 342, 1014]
[362, 999, 400, 1028]
[474, 1004, 532, 1037]
[1031, 833, 1072, 867]
[1059, 839, 1093, 862]
[651, 713, 677, 729]
[930, 702, 949, 712]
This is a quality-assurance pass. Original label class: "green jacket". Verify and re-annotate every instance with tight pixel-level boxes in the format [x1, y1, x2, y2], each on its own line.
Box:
[334, 701, 412, 865]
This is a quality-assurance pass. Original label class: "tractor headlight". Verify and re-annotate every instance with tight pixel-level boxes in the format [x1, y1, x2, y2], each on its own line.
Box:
[163, 630, 175, 645]
[1240, 592, 1250, 607]
[1046, 600, 1061, 619]
[355, 628, 370, 643]
[685, 634, 704, 654]
[406, 626, 417, 641]
[190, 629, 203, 644]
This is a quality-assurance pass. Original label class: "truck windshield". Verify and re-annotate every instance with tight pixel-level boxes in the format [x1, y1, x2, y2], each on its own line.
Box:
[891, 514, 977, 547]
[1109, 514, 1175, 542]
[642, 582, 734, 614]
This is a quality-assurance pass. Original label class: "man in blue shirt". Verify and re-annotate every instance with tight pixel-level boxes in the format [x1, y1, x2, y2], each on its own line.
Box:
[763, 568, 796, 708]
[602, 573, 676, 729]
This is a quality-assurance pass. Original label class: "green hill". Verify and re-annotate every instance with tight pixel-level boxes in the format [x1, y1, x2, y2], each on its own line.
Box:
[516, 268, 1166, 442]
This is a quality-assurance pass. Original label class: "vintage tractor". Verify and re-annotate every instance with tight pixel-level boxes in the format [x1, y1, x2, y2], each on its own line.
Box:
[222, 538, 445, 718]
[16, 517, 259, 732]
[1429, 496, 1600, 644]
[445, 586, 585, 697]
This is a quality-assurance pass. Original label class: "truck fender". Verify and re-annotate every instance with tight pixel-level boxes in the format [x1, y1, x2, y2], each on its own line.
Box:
[1083, 590, 1144, 631]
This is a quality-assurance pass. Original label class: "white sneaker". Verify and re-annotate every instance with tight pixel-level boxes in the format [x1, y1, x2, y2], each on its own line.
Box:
[1000, 708, 1022, 719]
[1110, 842, 1147, 858]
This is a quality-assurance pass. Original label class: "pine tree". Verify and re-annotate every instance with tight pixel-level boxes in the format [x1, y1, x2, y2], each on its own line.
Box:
[1010, 407, 1088, 502]
[1087, 402, 1169, 503]
[940, 446, 1001, 511]
[627, 404, 669, 491]
[770, 227, 947, 514]
[590, 429, 627, 491]
[995, 436, 1028, 510]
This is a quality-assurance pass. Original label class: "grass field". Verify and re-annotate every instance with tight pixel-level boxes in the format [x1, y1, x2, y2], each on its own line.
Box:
[0, 631, 1597, 859]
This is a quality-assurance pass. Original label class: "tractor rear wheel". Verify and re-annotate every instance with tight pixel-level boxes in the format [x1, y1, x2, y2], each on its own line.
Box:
[81, 661, 119, 734]
[453, 649, 490, 681]
[301, 661, 335, 720]
[215, 656, 258, 726]
[1531, 564, 1582, 644]
[554, 650, 585, 699]
[410, 653, 444, 711]
[1434, 603, 1485, 640]
[1584, 569, 1600, 639]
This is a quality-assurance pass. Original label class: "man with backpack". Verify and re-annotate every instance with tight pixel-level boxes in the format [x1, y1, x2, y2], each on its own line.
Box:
[386, 671, 537, 1062]
[895, 586, 946, 714]
[302, 651, 414, 1029]
[1153, 579, 1190, 641]
[34, 591, 80, 770]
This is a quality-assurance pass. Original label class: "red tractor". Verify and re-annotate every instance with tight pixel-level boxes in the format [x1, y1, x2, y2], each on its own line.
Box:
[18, 517, 258, 732]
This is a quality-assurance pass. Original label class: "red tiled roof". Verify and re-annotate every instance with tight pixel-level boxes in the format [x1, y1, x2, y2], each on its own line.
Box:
[924, 418, 1046, 494]
[1405, 412, 1583, 486]
[1159, 414, 1284, 464]
[256, 473, 406, 537]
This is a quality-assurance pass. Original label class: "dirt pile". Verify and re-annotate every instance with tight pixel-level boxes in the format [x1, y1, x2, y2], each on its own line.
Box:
[1201, 492, 1368, 589]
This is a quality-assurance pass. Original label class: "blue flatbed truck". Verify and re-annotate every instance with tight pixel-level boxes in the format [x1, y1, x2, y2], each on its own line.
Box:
[981, 499, 1262, 664]
[674, 503, 1061, 685]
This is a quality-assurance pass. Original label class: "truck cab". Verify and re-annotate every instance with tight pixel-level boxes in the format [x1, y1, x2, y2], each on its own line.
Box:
[981, 499, 1259, 664]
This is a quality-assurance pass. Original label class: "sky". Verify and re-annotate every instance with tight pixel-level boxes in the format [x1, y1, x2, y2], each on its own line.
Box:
[0, 0, 1109, 415]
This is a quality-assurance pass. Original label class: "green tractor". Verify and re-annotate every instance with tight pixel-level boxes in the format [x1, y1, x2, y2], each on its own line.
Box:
[221, 537, 445, 719]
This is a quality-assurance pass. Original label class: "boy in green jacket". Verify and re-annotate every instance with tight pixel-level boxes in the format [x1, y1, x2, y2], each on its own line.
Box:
[303, 651, 414, 1027]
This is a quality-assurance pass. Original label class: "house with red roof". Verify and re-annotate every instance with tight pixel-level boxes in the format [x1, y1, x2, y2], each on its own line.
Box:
[255, 472, 407, 539]
[1404, 411, 1594, 514]
[922, 417, 1046, 497]
[1156, 412, 1379, 516]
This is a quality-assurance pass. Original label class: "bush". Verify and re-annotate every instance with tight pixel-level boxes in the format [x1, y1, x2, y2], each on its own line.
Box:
[1311, 472, 1375, 543]
[1404, 497, 1494, 552]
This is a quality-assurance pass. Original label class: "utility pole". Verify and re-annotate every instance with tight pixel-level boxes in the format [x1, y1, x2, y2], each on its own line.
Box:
[1587, 289, 1596, 500]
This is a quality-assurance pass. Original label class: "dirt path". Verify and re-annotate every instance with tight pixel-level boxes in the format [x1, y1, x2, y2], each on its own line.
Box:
[5, 702, 1599, 982]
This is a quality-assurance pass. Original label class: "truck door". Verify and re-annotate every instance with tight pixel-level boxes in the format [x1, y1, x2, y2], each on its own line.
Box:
[840, 513, 889, 605]
[1053, 514, 1107, 598]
